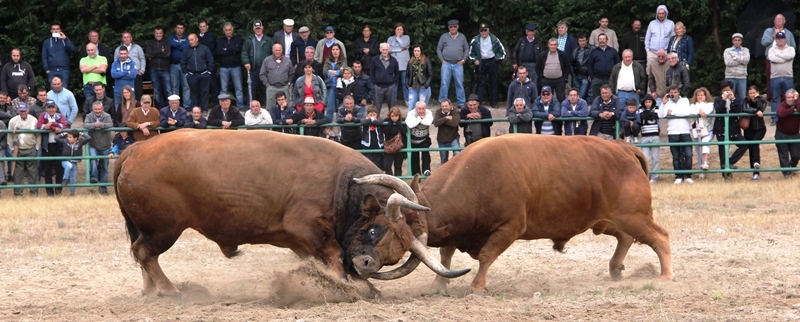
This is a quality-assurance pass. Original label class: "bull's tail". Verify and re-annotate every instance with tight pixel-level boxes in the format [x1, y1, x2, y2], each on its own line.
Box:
[113, 143, 142, 257]
[621, 143, 649, 177]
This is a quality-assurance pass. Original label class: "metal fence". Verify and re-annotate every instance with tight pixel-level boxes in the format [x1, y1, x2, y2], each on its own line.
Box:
[1, 112, 799, 191]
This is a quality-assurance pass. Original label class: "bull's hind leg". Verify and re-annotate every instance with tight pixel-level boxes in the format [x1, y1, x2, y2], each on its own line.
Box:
[613, 216, 673, 281]
[470, 230, 518, 292]
[599, 224, 635, 280]
[432, 246, 457, 289]
[132, 232, 182, 296]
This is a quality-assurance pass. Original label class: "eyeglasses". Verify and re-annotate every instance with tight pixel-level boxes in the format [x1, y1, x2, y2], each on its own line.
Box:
[325, 31, 334, 34]
[541, 93, 552, 96]
[142, 101, 152, 104]
[480, 29, 488, 32]
[448, 26, 458, 29]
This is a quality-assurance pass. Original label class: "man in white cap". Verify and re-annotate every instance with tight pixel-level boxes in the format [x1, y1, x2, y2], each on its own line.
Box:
[159, 94, 187, 128]
[274, 19, 298, 60]
[723, 33, 750, 101]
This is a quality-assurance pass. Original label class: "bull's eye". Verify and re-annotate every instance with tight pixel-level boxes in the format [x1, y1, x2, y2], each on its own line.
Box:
[369, 228, 376, 237]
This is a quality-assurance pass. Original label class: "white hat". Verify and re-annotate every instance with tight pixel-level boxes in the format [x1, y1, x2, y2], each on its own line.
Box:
[283, 19, 295, 26]
[303, 97, 315, 104]
[168, 94, 180, 101]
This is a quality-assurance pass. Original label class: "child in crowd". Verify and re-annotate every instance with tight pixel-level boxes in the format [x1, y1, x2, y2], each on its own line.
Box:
[323, 127, 340, 143]
[55, 129, 91, 195]
[108, 131, 136, 158]
[619, 98, 641, 143]
[639, 95, 660, 183]
[360, 106, 383, 169]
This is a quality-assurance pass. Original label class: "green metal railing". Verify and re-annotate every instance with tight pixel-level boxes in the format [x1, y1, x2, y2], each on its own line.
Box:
[2, 112, 799, 191]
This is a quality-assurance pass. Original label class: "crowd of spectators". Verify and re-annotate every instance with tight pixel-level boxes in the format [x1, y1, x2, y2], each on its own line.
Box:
[2, 7, 800, 197]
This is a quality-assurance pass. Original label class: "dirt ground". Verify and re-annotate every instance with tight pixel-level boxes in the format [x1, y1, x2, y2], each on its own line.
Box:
[2, 173, 800, 321]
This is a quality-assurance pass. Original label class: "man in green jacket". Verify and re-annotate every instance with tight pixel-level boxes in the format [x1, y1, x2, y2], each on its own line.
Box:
[468, 23, 506, 109]
[241, 19, 273, 104]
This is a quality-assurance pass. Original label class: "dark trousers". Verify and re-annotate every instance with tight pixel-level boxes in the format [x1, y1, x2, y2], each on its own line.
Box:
[476, 58, 499, 106]
[248, 66, 265, 105]
[340, 137, 361, 150]
[743, 127, 766, 175]
[374, 85, 396, 115]
[775, 130, 800, 176]
[716, 133, 748, 169]
[591, 77, 609, 100]
[622, 121, 641, 138]
[364, 150, 383, 171]
[209, 67, 220, 107]
[540, 76, 566, 103]
[187, 72, 211, 111]
[409, 137, 431, 176]
[668, 133, 692, 179]
[383, 152, 405, 176]
[135, 74, 143, 100]
[42, 143, 64, 196]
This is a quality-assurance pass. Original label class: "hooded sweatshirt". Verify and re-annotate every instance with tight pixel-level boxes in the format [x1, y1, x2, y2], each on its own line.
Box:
[645, 5, 675, 52]
[639, 94, 660, 137]
[0, 60, 36, 94]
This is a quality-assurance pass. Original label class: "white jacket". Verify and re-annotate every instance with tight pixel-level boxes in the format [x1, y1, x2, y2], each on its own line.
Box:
[658, 96, 692, 134]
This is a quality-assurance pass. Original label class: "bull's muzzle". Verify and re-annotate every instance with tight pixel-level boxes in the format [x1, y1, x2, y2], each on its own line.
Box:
[352, 255, 381, 277]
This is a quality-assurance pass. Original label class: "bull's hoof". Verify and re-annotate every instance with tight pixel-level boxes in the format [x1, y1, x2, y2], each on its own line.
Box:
[157, 289, 181, 297]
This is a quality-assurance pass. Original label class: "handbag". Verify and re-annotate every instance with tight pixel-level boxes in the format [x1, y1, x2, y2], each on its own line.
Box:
[738, 116, 750, 130]
[383, 133, 404, 154]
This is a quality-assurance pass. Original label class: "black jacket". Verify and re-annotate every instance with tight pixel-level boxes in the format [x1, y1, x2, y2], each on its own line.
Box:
[145, 38, 171, 71]
[269, 104, 298, 134]
[405, 58, 433, 88]
[180, 44, 214, 74]
[290, 36, 317, 66]
[82, 95, 115, 121]
[571, 44, 595, 76]
[0, 60, 36, 93]
[355, 74, 374, 104]
[354, 37, 380, 71]
[382, 117, 408, 146]
[215, 35, 243, 68]
[535, 50, 571, 80]
[292, 109, 330, 136]
[336, 79, 364, 103]
[370, 55, 399, 87]
[207, 106, 244, 128]
[199, 32, 216, 54]
[512, 36, 542, 65]
[742, 96, 768, 132]
[460, 105, 493, 140]
[666, 64, 691, 97]
[619, 30, 647, 61]
[712, 97, 742, 136]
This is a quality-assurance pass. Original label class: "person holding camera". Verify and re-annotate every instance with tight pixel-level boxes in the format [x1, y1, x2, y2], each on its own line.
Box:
[712, 81, 748, 179]
[658, 84, 693, 184]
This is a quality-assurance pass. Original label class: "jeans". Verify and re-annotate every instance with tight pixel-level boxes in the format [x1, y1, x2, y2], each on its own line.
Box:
[89, 146, 111, 193]
[770, 76, 793, 123]
[83, 84, 95, 109]
[151, 70, 172, 108]
[397, 70, 408, 102]
[326, 85, 338, 121]
[170, 64, 191, 108]
[438, 137, 460, 164]
[617, 90, 640, 108]
[725, 78, 747, 104]
[668, 133, 693, 179]
[775, 130, 800, 176]
[187, 72, 211, 111]
[407, 87, 431, 112]
[61, 160, 78, 195]
[219, 67, 245, 108]
[572, 74, 590, 101]
[640, 135, 660, 180]
[48, 68, 70, 89]
[439, 62, 466, 106]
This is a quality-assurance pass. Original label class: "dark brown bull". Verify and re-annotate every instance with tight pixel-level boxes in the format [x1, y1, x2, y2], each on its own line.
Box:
[114, 129, 468, 296]
[360, 134, 672, 291]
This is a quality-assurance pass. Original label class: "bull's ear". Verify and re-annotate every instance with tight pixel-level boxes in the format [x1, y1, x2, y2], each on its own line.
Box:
[411, 174, 420, 192]
[361, 194, 382, 218]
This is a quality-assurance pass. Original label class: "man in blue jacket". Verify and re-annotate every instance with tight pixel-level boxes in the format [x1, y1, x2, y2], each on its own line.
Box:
[181, 34, 214, 111]
[587, 34, 620, 101]
[42, 23, 75, 88]
[169, 23, 191, 108]
[111, 46, 138, 108]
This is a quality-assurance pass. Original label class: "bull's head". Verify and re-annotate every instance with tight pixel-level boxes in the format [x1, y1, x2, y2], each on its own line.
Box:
[347, 175, 469, 279]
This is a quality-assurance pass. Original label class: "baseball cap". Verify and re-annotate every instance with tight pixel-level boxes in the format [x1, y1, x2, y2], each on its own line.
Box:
[45, 99, 57, 108]
[541, 86, 553, 94]
[479, 23, 491, 30]
[776, 32, 787, 39]
[526, 23, 537, 31]
[17, 103, 28, 112]
[253, 19, 263, 28]
[324, 26, 334, 32]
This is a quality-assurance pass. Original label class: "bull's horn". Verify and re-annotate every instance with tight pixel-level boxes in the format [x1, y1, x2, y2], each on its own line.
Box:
[385, 193, 430, 221]
[371, 239, 470, 280]
[353, 174, 418, 203]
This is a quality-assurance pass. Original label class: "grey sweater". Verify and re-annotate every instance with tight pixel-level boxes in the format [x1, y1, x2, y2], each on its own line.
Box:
[437, 32, 469, 63]
[83, 112, 114, 150]
[259, 55, 295, 86]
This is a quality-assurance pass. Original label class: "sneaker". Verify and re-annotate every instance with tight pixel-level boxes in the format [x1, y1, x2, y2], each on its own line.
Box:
[625, 137, 631, 143]
[753, 174, 759, 181]
[731, 165, 738, 169]
[90, 178, 98, 184]
[649, 179, 657, 184]
[684, 178, 695, 184]
[423, 170, 432, 176]
[699, 173, 706, 179]
[753, 162, 761, 169]
[634, 138, 639, 143]
[701, 163, 709, 170]
[61, 181, 68, 187]
[674, 178, 683, 184]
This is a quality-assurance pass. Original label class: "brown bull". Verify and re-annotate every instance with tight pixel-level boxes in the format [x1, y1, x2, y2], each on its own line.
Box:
[361, 134, 672, 291]
[114, 129, 468, 296]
